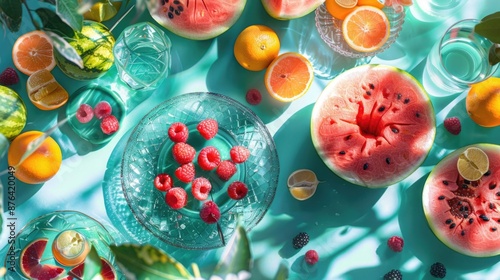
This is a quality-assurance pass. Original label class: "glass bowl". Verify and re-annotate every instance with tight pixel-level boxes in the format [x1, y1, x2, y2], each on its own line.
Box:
[315, 4, 405, 59]
[120, 92, 279, 249]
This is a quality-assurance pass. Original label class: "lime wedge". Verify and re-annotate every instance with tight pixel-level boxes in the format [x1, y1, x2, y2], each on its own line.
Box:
[287, 169, 320, 200]
[335, 0, 358, 8]
[457, 147, 489, 181]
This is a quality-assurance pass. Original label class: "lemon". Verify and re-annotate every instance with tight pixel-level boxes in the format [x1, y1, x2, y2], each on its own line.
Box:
[287, 169, 320, 200]
[82, 0, 122, 22]
[54, 230, 86, 259]
[335, 0, 358, 8]
[457, 147, 489, 181]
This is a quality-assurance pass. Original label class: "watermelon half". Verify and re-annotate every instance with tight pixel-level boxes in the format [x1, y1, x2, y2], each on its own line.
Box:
[423, 144, 500, 257]
[147, 0, 247, 40]
[311, 64, 435, 188]
[261, 0, 325, 20]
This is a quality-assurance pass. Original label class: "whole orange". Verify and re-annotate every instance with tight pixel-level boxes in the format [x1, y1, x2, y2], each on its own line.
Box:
[325, 0, 356, 20]
[8, 131, 62, 184]
[234, 25, 280, 71]
[466, 77, 500, 127]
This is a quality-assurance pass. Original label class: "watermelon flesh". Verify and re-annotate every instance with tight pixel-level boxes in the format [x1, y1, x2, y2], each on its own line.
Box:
[261, 0, 325, 20]
[147, 0, 247, 40]
[423, 144, 500, 257]
[311, 65, 435, 188]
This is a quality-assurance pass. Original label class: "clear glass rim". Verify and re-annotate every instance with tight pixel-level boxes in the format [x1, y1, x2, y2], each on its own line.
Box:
[121, 22, 172, 54]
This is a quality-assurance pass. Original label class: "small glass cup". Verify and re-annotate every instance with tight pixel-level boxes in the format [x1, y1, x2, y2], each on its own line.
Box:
[113, 22, 172, 90]
[423, 19, 499, 96]
[410, 0, 466, 22]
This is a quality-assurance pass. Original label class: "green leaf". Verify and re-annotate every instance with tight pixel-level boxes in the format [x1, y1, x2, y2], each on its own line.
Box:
[110, 244, 194, 280]
[0, 0, 22, 32]
[45, 31, 84, 69]
[56, 0, 83, 32]
[83, 245, 102, 280]
[273, 261, 289, 280]
[489, 44, 500, 66]
[474, 17, 500, 44]
[481, 11, 500, 22]
[77, 0, 101, 15]
[36, 8, 75, 38]
[212, 225, 252, 278]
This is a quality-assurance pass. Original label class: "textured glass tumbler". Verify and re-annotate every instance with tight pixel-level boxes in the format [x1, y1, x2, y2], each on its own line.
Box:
[424, 19, 499, 96]
[410, 0, 466, 22]
[113, 22, 171, 90]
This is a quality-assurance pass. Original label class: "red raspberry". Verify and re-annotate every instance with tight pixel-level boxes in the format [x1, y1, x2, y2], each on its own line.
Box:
[172, 142, 196, 164]
[230, 146, 250, 164]
[197, 146, 221, 171]
[153, 173, 173, 192]
[168, 122, 189, 143]
[165, 187, 188, 209]
[199, 201, 220, 224]
[191, 177, 212, 200]
[94, 101, 112, 119]
[175, 162, 195, 183]
[443, 117, 461, 135]
[76, 104, 94, 123]
[0, 67, 20, 86]
[197, 118, 218, 140]
[387, 236, 404, 252]
[246, 88, 262, 105]
[227, 181, 248, 200]
[216, 160, 237, 181]
[305, 250, 319, 265]
[100, 115, 119, 135]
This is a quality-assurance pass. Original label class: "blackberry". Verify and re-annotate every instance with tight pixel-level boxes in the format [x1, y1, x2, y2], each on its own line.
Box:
[292, 232, 309, 249]
[430, 262, 446, 278]
[383, 269, 402, 280]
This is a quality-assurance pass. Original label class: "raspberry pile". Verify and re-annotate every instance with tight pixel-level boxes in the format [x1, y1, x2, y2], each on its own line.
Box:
[153, 118, 251, 224]
[76, 101, 119, 135]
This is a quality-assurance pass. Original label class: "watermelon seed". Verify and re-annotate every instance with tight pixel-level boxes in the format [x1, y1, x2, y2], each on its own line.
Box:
[442, 180, 449, 185]
[469, 218, 474, 224]
[449, 223, 456, 229]
[391, 127, 399, 133]
[404, 98, 410, 104]
[339, 150, 346, 155]
[396, 93, 402, 100]
[415, 112, 420, 118]
[484, 170, 491, 176]
[464, 214, 469, 218]
[497, 219, 500, 223]
[489, 203, 495, 209]
[489, 182, 496, 189]
[378, 106, 385, 112]
[369, 83, 375, 89]
[461, 230, 465, 236]
[462, 184, 468, 189]
[445, 219, 452, 224]
[385, 158, 390, 164]
[491, 227, 497, 232]
[438, 195, 445, 200]
[479, 214, 490, 221]
[457, 200, 462, 205]
[363, 163, 368, 170]
[496, 192, 500, 196]
[344, 135, 352, 141]
[366, 90, 371, 96]
[459, 206, 465, 211]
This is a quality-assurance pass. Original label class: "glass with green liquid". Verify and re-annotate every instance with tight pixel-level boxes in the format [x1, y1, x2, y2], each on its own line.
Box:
[424, 19, 499, 96]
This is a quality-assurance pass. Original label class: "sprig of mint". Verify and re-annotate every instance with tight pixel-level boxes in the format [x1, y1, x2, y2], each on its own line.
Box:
[474, 11, 500, 65]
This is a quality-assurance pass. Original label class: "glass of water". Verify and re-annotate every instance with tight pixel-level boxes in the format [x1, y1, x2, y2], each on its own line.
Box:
[410, 0, 466, 22]
[113, 22, 172, 90]
[423, 19, 499, 96]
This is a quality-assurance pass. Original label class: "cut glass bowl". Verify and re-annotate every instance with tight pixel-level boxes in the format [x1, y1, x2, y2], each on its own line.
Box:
[120, 92, 279, 249]
[315, 4, 405, 59]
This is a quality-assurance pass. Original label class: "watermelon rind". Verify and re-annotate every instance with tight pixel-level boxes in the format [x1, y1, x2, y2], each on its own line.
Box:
[310, 64, 436, 188]
[146, 0, 247, 41]
[0, 86, 27, 140]
[261, 0, 325, 20]
[422, 143, 500, 257]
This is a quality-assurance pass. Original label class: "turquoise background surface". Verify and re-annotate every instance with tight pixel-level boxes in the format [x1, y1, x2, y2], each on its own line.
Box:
[2, 0, 500, 279]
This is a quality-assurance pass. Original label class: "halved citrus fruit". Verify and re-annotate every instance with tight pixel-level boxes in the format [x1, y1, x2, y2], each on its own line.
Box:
[26, 69, 69, 110]
[52, 230, 90, 267]
[325, 0, 357, 20]
[342, 6, 390, 53]
[234, 25, 281, 71]
[335, 0, 358, 8]
[12, 30, 56, 76]
[287, 169, 320, 200]
[357, 0, 384, 9]
[62, 257, 117, 280]
[82, 0, 122, 22]
[457, 147, 489, 181]
[264, 52, 314, 102]
[20, 238, 65, 280]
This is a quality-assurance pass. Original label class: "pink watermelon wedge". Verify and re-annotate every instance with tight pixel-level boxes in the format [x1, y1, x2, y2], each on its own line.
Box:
[147, 0, 247, 40]
[261, 0, 325, 20]
[311, 64, 435, 188]
[423, 144, 500, 257]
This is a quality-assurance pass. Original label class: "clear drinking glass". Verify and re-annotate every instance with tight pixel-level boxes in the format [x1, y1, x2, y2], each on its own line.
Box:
[113, 22, 171, 90]
[410, 0, 466, 22]
[423, 19, 499, 96]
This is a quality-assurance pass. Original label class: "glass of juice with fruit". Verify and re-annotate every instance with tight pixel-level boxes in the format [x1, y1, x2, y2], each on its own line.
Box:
[4, 211, 122, 280]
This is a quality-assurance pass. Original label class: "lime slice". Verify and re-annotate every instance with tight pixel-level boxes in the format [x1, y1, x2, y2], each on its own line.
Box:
[83, 1, 122, 22]
[54, 230, 86, 258]
[287, 169, 320, 200]
[335, 0, 358, 8]
[457, 147, 489, 181]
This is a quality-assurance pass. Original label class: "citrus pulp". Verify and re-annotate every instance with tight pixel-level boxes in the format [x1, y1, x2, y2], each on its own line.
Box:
[12, 30, 56, 76]
[342, 6, 390, 53]
[456, 147, 489, 181]
[27, 69, 69, 110]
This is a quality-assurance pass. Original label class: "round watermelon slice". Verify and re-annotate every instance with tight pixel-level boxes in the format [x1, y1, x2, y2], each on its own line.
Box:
[147, 0, 247, 40]
[261, 0, 325, 20]
[423, 144, 500, 257]
[20, 238, 65, 280]
[311, 64, 435, 188]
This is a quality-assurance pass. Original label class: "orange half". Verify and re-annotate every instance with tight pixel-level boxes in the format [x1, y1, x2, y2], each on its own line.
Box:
[342, 6, 390, 53]
[264, 52, 314, 102]
[27, 69, 69, 110]
[12, 30, 56, 76]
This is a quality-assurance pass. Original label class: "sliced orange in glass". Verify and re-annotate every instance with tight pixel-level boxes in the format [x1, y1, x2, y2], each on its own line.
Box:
[264, 52, 314, 102]
[342, 6, 390, 53]
[27, 69, 69, 110]
[12, 30, 56, 76]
